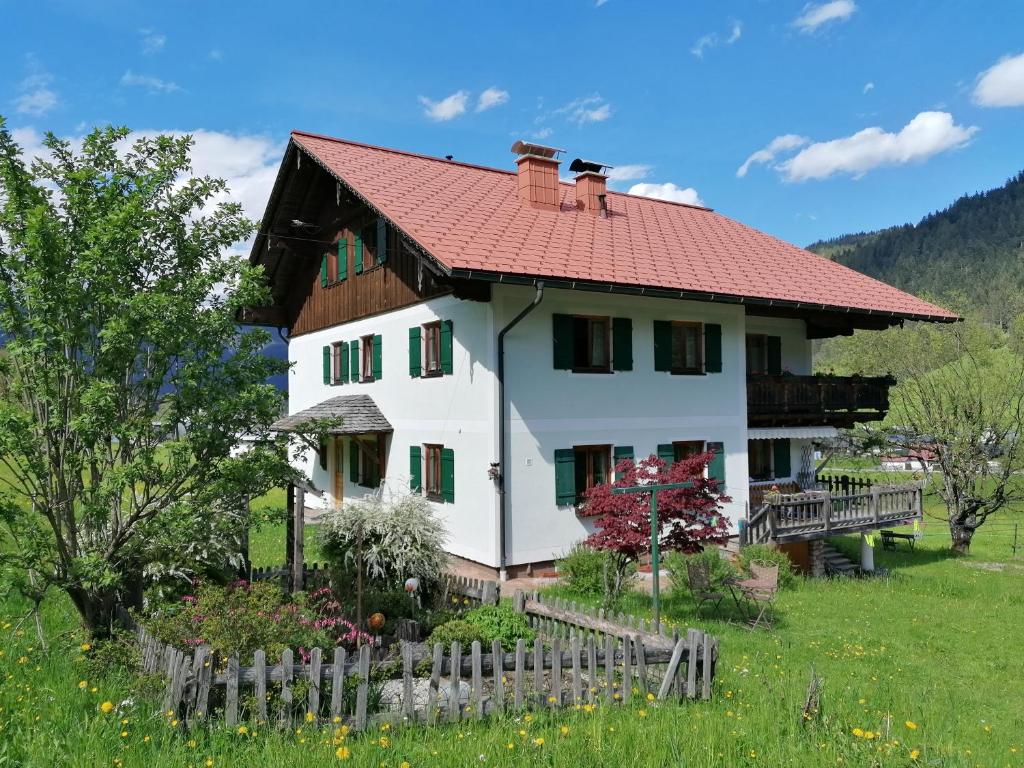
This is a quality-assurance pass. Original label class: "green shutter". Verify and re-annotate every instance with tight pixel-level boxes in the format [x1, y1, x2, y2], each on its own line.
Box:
[708, 441, 726, 488]
[767, 336, 782, 375]
[409, 327, 422, 377]
[337, 239, 348, 282]
[773, 438, 792, 479]
[349, 440, 359, 485]
[653, 320, 672, 372]
[552, 314, 574, 370]
[704, 323, 722, 373]
[657, 444, 675, 465]
[372, 334, 383, 380]
[613, 446, 634, 478]
[376, 217, 388, 264]
[322, 346, 331, 384]
[320, 254, 329, 288]
[409, 446, 422, 492]
[440, 447, 455, 503]
[440, 319, 454, 375]
[339, 341, 350, 383]
[612, 317, 633, 371]
[554, 448, 576, 505]
[354, 233, 364, 274]
[349, 339, 360, 383]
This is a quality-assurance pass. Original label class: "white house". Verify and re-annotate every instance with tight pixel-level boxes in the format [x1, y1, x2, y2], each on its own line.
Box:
[241, 132, 956, 577]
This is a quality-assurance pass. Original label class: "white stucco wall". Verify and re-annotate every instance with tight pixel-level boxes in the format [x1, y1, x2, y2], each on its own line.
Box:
[287, 293, 500, 566]
[495, 285, 750, 566]
[285, 284, 821, 570]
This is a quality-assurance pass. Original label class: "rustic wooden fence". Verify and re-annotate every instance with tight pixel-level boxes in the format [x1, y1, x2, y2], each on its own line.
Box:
[121, 592, 717, 730]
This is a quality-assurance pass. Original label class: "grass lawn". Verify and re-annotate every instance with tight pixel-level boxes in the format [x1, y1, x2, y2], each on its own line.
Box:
[1, 503, 1022, 766]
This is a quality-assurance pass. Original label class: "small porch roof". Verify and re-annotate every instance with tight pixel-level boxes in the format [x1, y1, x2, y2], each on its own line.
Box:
[271, 394, 393, 435]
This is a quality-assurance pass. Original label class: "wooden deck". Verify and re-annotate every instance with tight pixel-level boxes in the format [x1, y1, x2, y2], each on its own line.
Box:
[742, 482, 924, 544]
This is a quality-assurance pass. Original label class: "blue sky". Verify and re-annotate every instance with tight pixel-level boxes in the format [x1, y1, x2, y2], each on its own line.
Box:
[3, 0, 1024, 246]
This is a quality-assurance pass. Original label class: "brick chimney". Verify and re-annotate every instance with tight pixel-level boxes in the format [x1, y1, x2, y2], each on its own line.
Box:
[511, 140, 563, 210]
[570, 159, 611, 217]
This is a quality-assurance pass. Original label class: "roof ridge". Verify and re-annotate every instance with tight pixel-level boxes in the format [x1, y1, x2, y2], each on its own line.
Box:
[290, 129, 712, 213]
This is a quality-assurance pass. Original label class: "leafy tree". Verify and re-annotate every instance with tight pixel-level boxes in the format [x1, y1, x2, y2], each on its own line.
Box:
[818, 317, 1024, 553]
[0, 120, 303, 635]
[578, 454, 729, 605]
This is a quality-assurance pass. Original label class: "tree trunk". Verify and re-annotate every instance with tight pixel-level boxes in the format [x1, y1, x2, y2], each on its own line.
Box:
[949, 520, 974, 554]
[66, 585, 123, 639]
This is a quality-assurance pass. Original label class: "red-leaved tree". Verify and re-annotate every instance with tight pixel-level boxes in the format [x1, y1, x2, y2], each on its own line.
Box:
[578, 453, 731, 603]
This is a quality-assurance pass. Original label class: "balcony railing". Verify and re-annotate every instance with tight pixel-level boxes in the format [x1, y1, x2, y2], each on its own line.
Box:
[741, 482, 924, 544]
[747, 374, 894, 428]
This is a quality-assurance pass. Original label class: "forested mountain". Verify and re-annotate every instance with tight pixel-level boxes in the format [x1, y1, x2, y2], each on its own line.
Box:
[806, 171, 1024, 327]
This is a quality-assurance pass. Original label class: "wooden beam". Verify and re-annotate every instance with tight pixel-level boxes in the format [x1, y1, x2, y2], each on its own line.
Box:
[292, 486, 305, 593]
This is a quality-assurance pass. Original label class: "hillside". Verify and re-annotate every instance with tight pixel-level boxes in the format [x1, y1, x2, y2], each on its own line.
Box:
[806, 170, 1024, 326]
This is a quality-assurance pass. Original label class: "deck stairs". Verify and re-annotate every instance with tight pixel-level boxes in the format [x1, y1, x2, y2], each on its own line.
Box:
[821, 543, 858, 577]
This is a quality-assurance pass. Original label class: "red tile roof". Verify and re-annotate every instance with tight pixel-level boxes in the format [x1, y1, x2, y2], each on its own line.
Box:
[291, 131, 957, 321]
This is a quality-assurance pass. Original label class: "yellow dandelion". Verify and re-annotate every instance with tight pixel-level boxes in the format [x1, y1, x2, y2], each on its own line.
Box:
[379, 736, 391, 749]
[905, 720, 918, 730]
[852, 728, 864, 738]
[400, 763, 411, 768]
[237, 726, 249, 735]
[120, 731, 128, 738]
[646, 692, 655, 702]
[80, 643, 92, 652]
[910, 749, 920, 760]
[78, 680, 87, 689]
[306, 712, 315, 723]
[205, 759, 214, 768]
[638, 709, 648, 718]
[99, 701, 115, 714]
[864, 731, 875, 740]
[143, 735, 150, 743]
[187, 740, 197, 749]
[559, 725, 569, 736]
[533, 737, 545, 746]
[336, 746, 351, 760]
[380, 723, 391, 731]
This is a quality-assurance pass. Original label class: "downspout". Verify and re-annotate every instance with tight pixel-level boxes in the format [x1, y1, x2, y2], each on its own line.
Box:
[497, 281, 545, 580]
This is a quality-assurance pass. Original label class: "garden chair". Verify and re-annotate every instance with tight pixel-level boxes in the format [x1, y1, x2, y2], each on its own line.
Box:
[736, 563, 779, 630]
[686, 560, 725, 619]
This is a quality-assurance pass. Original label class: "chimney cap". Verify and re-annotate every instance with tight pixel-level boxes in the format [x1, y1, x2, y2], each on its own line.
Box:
[511, 140, 565, 160]
[569, 158, 613, 175]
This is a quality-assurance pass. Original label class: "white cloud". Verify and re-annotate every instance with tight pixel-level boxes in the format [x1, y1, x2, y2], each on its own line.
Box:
[691, 34, 717, 59]
[140, 29, 166, 55]
[556, 95, 612, 125]
[692, 20, 742, 58]
[209, 49, 224, 61]
[778, 111, 978, 181]
[418, 90, 469, 121]
[120, 70, 181, 94]
[863, 81, 875, 93]
[532, 127, 554, 140]
[13, 58, 58, 116]
[793, 1, 857, 33]
[972, 52, 1024, 107]
[628, 182, 703, 206]
[476, 87, 509, 112]
[736, 134, 809, 177]
[606, 164, 652, 182]
[595, 0, 610, 6]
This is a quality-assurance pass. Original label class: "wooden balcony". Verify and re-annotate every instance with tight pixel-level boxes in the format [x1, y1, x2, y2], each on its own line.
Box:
[741, 482, 923, 544]
[747, 374, 895, 428]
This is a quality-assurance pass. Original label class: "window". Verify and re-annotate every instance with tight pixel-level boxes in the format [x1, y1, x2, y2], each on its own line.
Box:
[748, 440, 773, 481]
[671, 322, 703, 374]
[359, 222, 378, 271]
[361, 335, 375, 381]
[350, 436, 384, 488]
[572, 316, 610, 372]
[674, 440, 705, 462]
[746, 334, 768, 375]
[331, 342, 346, 384]
[424, 444, 443, 497]
[573, 445, 611, 504]
[423, 321, 441, 375]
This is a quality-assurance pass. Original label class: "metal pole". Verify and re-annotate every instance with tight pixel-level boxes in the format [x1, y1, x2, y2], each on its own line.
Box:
[650, 491, 660, 631]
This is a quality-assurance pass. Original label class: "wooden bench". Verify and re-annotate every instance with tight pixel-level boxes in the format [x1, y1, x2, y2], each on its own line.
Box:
[880, 529, 916, 551]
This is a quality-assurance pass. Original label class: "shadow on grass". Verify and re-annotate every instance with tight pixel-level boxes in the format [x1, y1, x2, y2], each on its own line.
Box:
[826, 533, 965, 572]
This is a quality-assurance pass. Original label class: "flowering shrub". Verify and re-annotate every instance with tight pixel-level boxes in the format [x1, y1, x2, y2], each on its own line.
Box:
[427, 604, 535, 652]
[144, 581, 370, 660]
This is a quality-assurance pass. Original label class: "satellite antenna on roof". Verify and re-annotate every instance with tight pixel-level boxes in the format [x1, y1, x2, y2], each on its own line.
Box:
[510, 140, 565, 159]
[569, 158, 613, 175]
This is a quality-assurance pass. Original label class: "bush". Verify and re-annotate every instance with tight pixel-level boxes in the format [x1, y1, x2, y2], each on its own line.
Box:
[664, 547, 738, 602]
[557, 543, 635, 603]
[426, 604, 535, 652]
[318, 491, 448, 591]
[557, 543, 607, 596]
[737, 544, 797, 589]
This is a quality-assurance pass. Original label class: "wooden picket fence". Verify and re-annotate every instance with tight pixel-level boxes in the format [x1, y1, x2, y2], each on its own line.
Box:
[441, 574, 499, 607]
[248, 562, 330, 589]
[121, 593, 718, 730]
